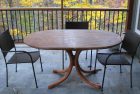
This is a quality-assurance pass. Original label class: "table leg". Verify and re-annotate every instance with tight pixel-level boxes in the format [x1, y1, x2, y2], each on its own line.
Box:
[48, 50, 101, 89]
[79, 66, 102, 74]
[53, 67, 70, 74]
[48, 50, 74, 89]
[74, 50, 101, 89]
[78, 50, 101, 74]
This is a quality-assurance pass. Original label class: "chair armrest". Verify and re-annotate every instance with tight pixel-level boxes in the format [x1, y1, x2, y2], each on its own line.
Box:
[109, 51, 127, 55]
[97, 50, 127, 55]
[3, 50, 28, 53]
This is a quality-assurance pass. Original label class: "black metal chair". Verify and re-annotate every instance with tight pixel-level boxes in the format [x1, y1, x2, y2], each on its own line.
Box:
[62, 21, 92, 69]
[0, 29, 43, 88]
[65, 22, 89, 29]
[96, 31, 140, 91]
[93, 33, 124, 71]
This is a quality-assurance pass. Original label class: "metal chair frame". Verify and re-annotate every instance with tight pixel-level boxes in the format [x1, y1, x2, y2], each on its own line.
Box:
[0, 29, 43, 88]
[96, 31, 140, 91]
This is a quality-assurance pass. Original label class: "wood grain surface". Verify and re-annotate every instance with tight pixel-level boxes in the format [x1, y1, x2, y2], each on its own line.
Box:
[24, 30, 121, 50]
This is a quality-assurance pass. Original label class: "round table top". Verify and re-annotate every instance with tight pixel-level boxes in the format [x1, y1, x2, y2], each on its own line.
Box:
[24, 30, 122, 50]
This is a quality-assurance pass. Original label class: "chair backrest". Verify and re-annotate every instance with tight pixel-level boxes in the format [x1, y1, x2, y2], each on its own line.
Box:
[0, 29, 15, 57]
[122, 31, 140, 56]
[65, 22, 89, 29]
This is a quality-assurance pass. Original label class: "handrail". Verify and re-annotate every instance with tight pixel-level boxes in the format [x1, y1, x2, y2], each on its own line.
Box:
[0, 7, 128, 11]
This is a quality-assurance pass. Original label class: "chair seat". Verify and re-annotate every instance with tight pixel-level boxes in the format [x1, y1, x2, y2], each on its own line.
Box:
[97, 53, 131, 65]
[7, 51, 40, 64]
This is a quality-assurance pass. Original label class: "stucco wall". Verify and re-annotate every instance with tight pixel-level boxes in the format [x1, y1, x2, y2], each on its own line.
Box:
[131, 0, 140, 32]
[131, 0, 140, 58]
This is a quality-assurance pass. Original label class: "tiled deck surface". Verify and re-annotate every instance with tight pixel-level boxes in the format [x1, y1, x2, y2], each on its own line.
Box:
[0, 45, 140, 94]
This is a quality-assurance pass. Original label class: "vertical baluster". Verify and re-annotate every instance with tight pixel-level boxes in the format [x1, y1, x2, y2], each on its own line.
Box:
[99, 11, 101, 30]
[77, 10, 78, 21]
[86, 11, 88, 21]
[15, 10, 19, 42]
[82, 10, 84, 21]
[33, 10, 36, 32]
[124, 11, 127, 33]
[56, 10, 58, 29]
[108, 11, 110, 31]
[19, 11, 23, 42]
[68, 10, 70, 21]
[116, 11, 119, 34]
[52, 10, 54, 29]
[90, 10, 92, 30]
[61, 1, 64, 29]
[5, 10, 9, 30]
[38, 10, 40, 31]
[121, 11, 124, 35]
[10, 10, 15, 40]
[42, 10, 45, 30]
[28, 10, 31, 34]
[47, 11, 49, 30]
[1, 11, 6, 31]
[24, 10, 27, 36]
[112, 11, 115, 33]
[72, 10, 74, 21]
[104, 11, 106, 30]
[95, 11, 97, 29]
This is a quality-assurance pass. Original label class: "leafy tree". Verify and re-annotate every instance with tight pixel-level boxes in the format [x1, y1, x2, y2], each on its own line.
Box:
[19, 0, 43, 7]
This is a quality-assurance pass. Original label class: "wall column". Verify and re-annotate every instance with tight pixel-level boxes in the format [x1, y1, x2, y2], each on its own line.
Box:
[126, 0, 135, 31]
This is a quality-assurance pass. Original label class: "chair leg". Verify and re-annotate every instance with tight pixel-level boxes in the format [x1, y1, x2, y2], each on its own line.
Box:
[39, 56, 43, 72]
[94, 50, 98, 70]
[65, 51, 67, 60]
[102, 66, 107, 91]
[85, 50, 88, 60]
[62, 50, 65, 70]
[120, 65, 122, 73]
[31, 63, 38, 88]
[130, 65, 133, 88]
[15, 63, 17, 72]
[88, 50, 92, 70]
[38, 49, 43, 72]
[6, 64, 8, 87]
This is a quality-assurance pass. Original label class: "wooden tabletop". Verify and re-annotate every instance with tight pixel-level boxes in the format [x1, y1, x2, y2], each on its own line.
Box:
[24, 30, 122, 50]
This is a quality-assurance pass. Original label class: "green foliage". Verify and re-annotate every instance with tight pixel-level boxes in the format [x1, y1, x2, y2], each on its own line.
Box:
[19, 0, 43, 7]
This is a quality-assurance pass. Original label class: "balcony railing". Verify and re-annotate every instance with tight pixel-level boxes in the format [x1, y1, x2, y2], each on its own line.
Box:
[0, 8, 128, 43]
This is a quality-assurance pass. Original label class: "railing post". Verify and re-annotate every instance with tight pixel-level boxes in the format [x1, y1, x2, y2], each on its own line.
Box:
[61, 0, 63, 29]
[125, 0, 134, 31]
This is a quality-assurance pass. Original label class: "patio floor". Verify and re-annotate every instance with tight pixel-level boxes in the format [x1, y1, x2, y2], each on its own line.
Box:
[0, 44, 140, 94]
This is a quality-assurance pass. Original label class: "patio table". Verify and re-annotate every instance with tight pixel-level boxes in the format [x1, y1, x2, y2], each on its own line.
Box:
[24, 29, 121, 89]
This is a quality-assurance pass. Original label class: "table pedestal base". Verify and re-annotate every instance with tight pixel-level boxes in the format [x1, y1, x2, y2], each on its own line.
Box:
[48, 50, 101, 89]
